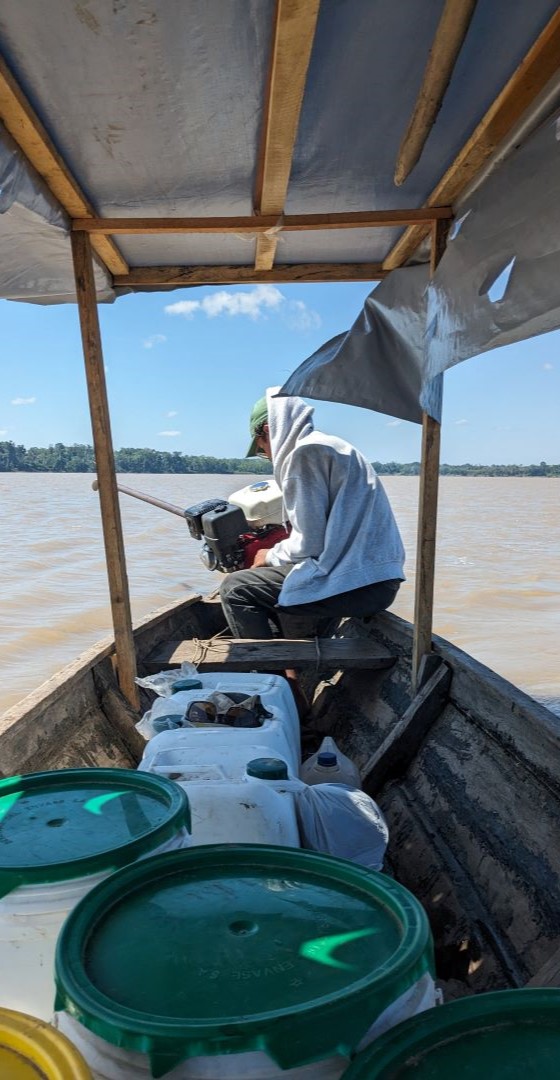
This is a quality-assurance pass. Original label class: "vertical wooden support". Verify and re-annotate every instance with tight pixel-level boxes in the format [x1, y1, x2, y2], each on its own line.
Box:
[71, 231, 140, 710]
[411, 219, 449, 689]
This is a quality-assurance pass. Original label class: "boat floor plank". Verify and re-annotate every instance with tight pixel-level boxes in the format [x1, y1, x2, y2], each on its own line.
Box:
[145, 637, 396, 672]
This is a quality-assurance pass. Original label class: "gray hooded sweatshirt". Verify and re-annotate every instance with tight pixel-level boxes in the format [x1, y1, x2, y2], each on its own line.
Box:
[263, 388, 405, 606]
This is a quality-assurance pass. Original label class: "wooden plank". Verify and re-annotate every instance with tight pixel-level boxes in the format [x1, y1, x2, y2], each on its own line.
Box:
[114, 262, 387, 287]
[385, 8, 560, 266]
[0, 54, 127, 276]
[395, 0, 478, 185]
[254, 0, 321, 270]
[145, 637, 396, 673]
[93, 660, 146, 762]
[361, 658, 452, 794]
[411, 219, 449, 687]
[73, 207, 452, 234]
[71, 230, 139, 710]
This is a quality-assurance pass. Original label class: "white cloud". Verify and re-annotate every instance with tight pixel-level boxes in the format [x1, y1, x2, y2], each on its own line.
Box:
[386, 419, 402, 427]
[11, 397, 36, 406]
[158, 430, 181, 437]
[143, 334, 167, 349]
[543, 362, 554, 371]
[166, 410, 178, 418]
[165, 299, 200, 319]
[286, 299, 322, 332]
[165, 285, 321, 332]
[165, 284, 284, 321]
[455, 418, 469, 426]
[0, 430, 7, 437]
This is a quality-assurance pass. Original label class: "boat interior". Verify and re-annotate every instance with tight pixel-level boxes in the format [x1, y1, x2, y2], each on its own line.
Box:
[1, 0, 560, 1024]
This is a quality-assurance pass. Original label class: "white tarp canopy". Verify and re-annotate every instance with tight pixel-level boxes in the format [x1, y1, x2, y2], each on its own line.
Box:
[1, 0, 560, 413]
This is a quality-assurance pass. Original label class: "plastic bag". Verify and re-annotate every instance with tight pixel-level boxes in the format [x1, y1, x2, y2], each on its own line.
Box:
[135, 662, 199, 698]
[295, 783, 389, 870]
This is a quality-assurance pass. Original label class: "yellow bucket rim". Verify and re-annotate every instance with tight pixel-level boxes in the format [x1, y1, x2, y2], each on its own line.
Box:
[0, 1009, 91, 1079]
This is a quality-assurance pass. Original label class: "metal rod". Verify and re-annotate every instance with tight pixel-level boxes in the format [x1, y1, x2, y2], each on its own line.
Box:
[92, 478, 187, 519]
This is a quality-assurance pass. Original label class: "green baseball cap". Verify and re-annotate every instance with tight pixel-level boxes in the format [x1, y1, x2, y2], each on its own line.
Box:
[246, 395, 268, 456]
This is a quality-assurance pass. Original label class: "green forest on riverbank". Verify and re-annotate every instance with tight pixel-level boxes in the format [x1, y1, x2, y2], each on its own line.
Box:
[0, 441, 558, 476]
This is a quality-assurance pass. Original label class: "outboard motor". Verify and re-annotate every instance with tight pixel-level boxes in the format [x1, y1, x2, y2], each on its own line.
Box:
[184, 479, 289, 573]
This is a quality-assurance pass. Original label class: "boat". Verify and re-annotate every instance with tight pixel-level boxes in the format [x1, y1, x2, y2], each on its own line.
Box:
[1, 0, 560, 1009]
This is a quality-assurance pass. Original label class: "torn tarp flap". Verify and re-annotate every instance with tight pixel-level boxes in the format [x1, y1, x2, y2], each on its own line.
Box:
[280, 265, 431, 425]
[424, 108, 560, 381]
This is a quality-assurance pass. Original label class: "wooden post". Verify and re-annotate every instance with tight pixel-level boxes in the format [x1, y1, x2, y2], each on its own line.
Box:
[71, 230, 140, 710]
[411, 219, 449, 689]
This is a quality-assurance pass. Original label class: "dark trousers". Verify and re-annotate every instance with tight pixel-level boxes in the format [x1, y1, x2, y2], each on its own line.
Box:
[219, 564, 401, 639]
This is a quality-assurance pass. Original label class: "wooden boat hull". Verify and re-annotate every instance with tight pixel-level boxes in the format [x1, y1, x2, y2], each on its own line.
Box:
[1, 594, 559, 997]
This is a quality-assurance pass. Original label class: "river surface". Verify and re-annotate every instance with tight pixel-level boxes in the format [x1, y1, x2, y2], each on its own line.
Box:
[1, 474, 558, 715]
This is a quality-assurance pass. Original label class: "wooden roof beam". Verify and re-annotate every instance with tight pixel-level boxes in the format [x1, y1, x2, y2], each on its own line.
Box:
[384, 7, 560, 270]
[394, 0, 478, 186]
[0, 54, 128, 276]
[254, 0, 321, 271]
[73, 207, 452, 235]
[114, 263, 387, 288]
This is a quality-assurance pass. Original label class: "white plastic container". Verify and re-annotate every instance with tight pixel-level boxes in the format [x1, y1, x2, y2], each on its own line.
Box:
[174, 759, 300, 848]
[141, 742, 291, 782]
[140, 673, 300, 768]
[140, 673, 301, 774]
[300, 736, 361, 788]
[0, 768, 190, 1021]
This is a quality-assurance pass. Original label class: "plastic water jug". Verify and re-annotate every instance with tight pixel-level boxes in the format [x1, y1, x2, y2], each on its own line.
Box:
[140, 740, 292, 782]
[139, 673, 301, 773]
[180, 759, 300, 847]
[55, 846, 438, 1079]
[300, 737, 361, 788]
[0, 768, 190, 1021]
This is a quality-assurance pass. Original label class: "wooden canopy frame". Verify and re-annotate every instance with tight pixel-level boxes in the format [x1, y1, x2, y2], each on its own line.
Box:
[1, 2, 560, 705]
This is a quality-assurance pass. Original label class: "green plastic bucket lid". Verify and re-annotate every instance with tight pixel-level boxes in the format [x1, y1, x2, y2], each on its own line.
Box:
[0, 768, 190, 898]
[341, 988, 560, 1078]
[54, 845, 433, 1078]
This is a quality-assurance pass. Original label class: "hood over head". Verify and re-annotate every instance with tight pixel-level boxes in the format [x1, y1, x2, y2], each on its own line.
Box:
[266, 387, 315, 481]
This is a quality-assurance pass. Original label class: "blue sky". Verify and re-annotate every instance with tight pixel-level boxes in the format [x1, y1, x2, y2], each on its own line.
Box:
[1, 282, 558, 465]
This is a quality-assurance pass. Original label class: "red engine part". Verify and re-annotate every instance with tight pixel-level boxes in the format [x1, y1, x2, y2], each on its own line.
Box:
[241, 525, 290, 569]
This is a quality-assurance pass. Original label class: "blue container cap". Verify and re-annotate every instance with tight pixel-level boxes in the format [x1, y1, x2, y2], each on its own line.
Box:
[318, 752, 337, 767]
[171, 679, 203, 693]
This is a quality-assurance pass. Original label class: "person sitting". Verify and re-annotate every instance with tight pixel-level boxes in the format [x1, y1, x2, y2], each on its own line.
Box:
[219, 389, 405, 710]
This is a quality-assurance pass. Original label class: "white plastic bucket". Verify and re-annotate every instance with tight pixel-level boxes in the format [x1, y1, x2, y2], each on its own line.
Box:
[56, 974, 438, 1079]
[0, 768, 191, 1021]
[0, 829, 188, 1021]
[53, 848, 438, 1080]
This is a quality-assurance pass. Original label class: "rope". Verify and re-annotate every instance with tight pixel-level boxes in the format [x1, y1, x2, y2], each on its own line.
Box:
[189, 628, 229, 669]
[314, 635, 322, 672]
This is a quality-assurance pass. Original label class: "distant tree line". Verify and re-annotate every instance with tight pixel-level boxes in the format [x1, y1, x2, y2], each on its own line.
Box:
[0, 441, 272, 474]
[0, 441, 559, 476]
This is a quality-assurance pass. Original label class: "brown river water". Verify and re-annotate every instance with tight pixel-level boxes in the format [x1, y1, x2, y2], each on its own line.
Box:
[1, 473, 559, 716]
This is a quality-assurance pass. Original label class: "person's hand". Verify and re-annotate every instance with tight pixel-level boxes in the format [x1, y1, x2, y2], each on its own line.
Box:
[251, 548, 269, 568]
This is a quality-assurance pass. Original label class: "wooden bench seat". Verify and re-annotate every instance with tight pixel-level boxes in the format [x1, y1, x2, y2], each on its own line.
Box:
[144, 637, 396, 673]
